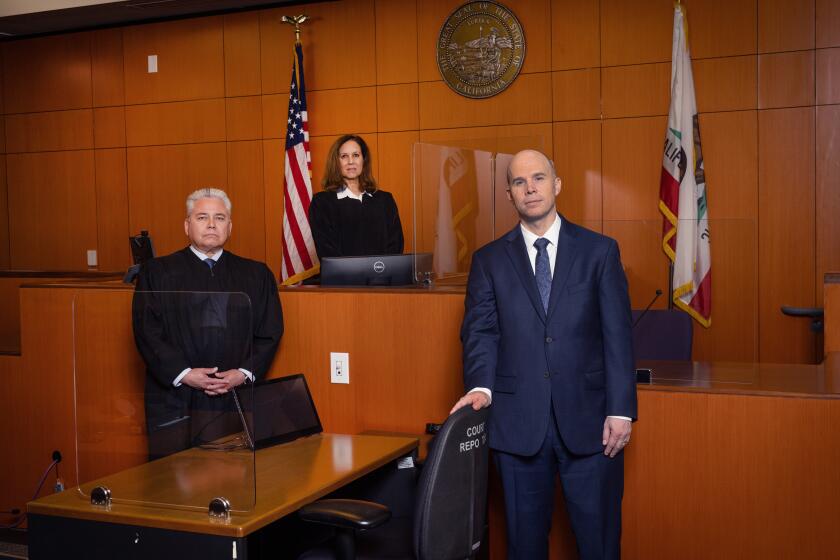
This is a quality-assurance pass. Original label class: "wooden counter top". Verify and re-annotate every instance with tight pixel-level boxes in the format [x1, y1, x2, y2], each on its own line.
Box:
[639, 353, 840, 399]
[280, 283, 466, 295]
[28, 433, 417, 538]
[0, 270, 123, 278]
[22, 279, 130, 289]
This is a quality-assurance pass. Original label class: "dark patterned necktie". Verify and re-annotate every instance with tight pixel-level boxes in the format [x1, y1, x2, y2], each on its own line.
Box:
[204, 258, 215, 269]
[534, 238, 551, 312]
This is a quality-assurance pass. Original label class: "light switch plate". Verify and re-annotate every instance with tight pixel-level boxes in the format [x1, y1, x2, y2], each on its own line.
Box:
[86, 250, 97, 267]
[148, 54, 158, 73]
[330, 352, 349, 384]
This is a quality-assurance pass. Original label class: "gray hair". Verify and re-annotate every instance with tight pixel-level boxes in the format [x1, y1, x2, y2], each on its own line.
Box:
[186, 188, 232, 217]
[505, 150, 557, 186]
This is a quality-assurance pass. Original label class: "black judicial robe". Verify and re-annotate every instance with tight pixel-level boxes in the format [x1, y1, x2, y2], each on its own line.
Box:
[132, 247, 284, 458]
[308, 189, 404, 259]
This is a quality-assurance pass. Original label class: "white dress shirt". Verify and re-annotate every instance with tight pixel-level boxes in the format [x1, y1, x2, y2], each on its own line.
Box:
[336, 186, 372, 202]
[519, 213, 562, 276]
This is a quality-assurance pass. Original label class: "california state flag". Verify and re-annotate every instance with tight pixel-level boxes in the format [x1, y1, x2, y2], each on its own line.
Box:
[659, 3, 711, 327]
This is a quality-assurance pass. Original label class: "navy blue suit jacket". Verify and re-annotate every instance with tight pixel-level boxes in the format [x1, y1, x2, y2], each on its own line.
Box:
[461, 217, 637, 457]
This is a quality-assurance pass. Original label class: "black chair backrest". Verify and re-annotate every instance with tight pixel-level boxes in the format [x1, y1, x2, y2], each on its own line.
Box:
[413, 406, 489, 560]
[631, 309, 693, 361]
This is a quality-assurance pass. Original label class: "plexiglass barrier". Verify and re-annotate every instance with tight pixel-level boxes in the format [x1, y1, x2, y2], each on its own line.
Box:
[412, 143, 494, 280]
[411, 141, 546, 282]
[72, 290, 257, 513]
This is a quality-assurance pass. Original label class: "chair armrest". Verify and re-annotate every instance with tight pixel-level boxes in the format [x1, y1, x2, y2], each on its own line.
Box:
[781, 306, 823, 318]
[299, 499, 391, 531]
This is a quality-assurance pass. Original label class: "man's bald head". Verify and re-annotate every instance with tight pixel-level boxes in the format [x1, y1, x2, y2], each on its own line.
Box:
[506, 149, 557, 187]
[504, 148, 562, 234]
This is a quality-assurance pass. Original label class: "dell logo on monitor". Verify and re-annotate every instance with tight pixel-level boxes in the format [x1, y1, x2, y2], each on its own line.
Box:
[373, 261, 386, 274]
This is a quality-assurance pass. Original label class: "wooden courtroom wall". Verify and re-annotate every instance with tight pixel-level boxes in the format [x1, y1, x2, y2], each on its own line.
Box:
[0, 0, 839, 363]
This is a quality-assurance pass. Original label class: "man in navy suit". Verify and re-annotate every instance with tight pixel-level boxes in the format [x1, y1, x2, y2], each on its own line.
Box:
[451, 149, 637, 559]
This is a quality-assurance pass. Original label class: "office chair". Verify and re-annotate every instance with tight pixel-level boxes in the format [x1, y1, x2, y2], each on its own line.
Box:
[298, 406, 490, 560]
[631, 309, 693, 361]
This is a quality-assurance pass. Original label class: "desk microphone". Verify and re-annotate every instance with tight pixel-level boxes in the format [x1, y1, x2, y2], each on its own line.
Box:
[633, 289, 663, 329]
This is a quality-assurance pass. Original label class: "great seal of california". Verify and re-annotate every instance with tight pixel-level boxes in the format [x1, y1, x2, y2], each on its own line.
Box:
[436, 1, 526, 99]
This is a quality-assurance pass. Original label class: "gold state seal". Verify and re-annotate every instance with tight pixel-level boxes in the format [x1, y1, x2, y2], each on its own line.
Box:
[437, 1, 526, 99]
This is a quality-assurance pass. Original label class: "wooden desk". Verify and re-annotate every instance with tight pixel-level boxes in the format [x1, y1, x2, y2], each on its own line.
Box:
[28, 433, 417, 558]
[618, 357, 840, 560]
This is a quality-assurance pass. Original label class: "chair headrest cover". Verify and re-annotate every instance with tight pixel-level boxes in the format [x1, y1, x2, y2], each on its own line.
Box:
[414, 406, 490, 560]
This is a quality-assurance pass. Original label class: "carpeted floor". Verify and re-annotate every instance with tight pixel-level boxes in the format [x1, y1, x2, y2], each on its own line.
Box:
[0, 529, 27, 560]
[0, 540, 26, 560]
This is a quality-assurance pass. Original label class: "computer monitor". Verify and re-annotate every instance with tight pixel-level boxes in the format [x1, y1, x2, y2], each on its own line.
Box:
[320, 253, 433, 287]
[239, 374, 323, 450]
[196, 374, 323, 451]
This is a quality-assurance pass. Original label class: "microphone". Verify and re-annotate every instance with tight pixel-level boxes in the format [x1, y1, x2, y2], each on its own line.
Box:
[633, 289, 663, 329]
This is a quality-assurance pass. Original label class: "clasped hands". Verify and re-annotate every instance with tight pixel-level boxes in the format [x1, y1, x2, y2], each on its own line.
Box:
[182, 367, 246, 396]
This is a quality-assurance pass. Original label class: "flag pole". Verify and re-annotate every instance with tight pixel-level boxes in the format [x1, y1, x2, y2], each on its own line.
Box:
[281, 14, 309, 110]
[668, 262, 674, 310]
[665, 1, 678, 313]
[281, 14, 309, 44]
[279, 13, 318, 285]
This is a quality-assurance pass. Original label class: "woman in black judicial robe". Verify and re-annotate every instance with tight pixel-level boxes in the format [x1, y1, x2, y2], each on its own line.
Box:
[308, 134, 404, 259]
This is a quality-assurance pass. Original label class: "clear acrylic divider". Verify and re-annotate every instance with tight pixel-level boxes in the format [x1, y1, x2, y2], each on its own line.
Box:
[72, 290, 256, 513]
[411, 142, 492, 283]
[411, 142, 537, 285]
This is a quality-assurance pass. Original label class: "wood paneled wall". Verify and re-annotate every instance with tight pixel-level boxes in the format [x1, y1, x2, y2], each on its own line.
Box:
[0, 0, 838, 363]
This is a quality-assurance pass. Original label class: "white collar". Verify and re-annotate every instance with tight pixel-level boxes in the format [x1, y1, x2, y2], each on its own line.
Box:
[190, 245, 223, 262]
[336, 186, 373, 201]
[519, 213, 562, 248]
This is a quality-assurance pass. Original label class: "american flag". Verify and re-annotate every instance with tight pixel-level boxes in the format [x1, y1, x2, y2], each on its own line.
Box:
[281, 43, 318, 284]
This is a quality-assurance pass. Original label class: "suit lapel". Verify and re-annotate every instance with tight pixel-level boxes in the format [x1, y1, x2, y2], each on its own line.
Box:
[504, 227, 546, 323]
[546, 216, 579, 320]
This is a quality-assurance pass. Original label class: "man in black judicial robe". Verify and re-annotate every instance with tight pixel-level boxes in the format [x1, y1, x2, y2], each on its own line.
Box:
[132, 188, 284, 459]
